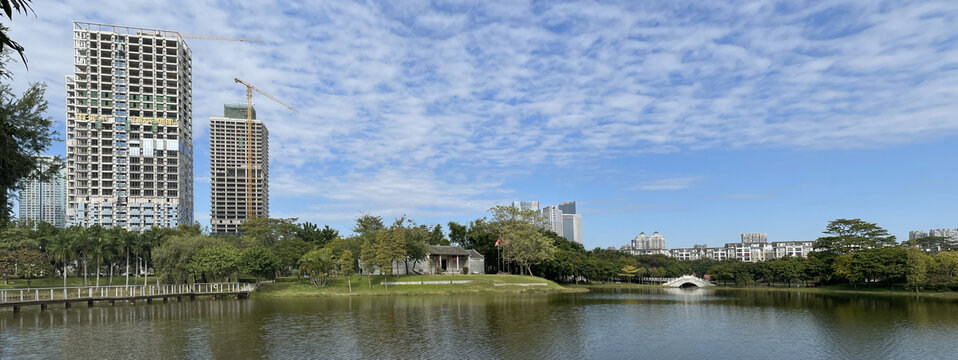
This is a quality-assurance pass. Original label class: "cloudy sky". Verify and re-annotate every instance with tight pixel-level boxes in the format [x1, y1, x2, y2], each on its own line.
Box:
[6, 0, 958, 249]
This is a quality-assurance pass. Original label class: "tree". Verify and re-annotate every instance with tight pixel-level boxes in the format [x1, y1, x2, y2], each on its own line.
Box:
[298, 222, 339, 247]
[339, 249, 355, 292]
[906, 247, 932, 292]
[936, 251, 958, 277]
[490, 206, 556, 275]
[0, 2, 35, 69]
[402, 222, 429, 274]
[428, 224, 448, 245]
[814, 219, 896, 255]
[375, 221, 407, 292]
[15, 248, 49, 287]
[153, 235, 227, 284]
[188, 245, 239, 283]
[354, 214, 385, 237]
[0, 248, 14, 284]
[47, 232, 73, 287]
[1, 79, 59, 225]
[447, 221, 467, 246]
[299, 248, 336, 287]
[239, 217, 300, 247]
[360, 239, 377, 289]
[238, 245, 279, 283]
[619, 265, 639, 283]
[272, 237, 313, 276]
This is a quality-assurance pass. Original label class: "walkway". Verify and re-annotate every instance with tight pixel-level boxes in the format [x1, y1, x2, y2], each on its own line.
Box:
[0, 282, 255, 312]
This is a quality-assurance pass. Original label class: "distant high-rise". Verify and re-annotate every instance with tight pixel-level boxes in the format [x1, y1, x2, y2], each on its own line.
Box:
[540, 205, 563, 237]
[741, 233, 767, 243]
[511, 201, 539, 212]
[18, 156, 67, 228]
[561, 213, 582, 244]
[65, 22, 194, 231]
[210, 104, 269, 235]
[558, 201, 576, 215]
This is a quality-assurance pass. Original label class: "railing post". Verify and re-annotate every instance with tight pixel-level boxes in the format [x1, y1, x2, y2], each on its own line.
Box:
[20, 290, 24, 301]
[50, 289, 53, 300]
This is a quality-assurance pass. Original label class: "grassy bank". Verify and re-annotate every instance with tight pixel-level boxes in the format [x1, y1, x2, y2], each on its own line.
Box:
[253, 274, 585, 298]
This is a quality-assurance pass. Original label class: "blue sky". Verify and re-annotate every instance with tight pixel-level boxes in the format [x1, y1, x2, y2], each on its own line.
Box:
[7, 0, 958, 249]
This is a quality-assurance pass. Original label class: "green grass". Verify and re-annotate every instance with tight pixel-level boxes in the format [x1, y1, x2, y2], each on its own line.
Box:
[0, 276, 161, 289]
[252, 274, 586, 298]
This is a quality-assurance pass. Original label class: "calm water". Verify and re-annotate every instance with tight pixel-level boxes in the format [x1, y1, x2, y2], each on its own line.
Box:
[2, 287, 957, 359]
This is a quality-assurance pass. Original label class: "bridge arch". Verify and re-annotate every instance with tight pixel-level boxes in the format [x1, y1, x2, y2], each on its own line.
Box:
[663, 275, 713, 288]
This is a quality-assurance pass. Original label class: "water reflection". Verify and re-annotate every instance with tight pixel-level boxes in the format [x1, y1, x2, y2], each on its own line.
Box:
[1, 288, 957, 359]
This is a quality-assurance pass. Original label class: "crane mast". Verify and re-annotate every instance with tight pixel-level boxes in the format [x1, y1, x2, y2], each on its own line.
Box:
[233, 78, 297, 219]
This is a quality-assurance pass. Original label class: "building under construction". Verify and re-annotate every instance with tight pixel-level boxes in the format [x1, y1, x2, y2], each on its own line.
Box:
[65, 22, 195, 230]
[209, 104, 269, 235]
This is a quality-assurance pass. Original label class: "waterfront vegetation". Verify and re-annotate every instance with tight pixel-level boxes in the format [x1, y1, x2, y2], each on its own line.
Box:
[2, 213, 958, 296]
[254, 274, 579, 297]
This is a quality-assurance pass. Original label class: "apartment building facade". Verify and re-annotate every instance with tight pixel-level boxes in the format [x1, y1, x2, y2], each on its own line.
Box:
[65, 22, 194, 231]
[209, 105, 269, 234]
[17, 156, 67, 228]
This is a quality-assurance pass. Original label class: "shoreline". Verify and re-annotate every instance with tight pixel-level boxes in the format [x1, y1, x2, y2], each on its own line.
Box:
[252, 274, 587, 298]
[567, 282, 958, 299]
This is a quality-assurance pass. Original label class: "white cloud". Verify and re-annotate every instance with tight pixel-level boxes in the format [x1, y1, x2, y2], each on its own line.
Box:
[6, 0, 958, 224]
[630, 176, 702, 191]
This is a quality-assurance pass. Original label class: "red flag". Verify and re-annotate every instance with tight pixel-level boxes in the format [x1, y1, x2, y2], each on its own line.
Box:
[495, 238, 502, 247]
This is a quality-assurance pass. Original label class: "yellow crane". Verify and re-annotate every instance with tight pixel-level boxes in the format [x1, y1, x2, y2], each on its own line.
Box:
[233, 78, 297, 219]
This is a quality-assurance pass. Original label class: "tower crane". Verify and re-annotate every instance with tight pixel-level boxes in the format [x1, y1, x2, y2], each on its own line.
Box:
[179, 34, 264, 42]
[233, 78, 297, 219]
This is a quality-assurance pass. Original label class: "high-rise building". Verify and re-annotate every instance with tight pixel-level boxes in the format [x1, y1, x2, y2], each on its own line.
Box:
[511, 201, 539, 212]
[561, 213, 583, 244]
[540, 205, 563, 237]
[18, 156, 67, 228]
[209, 104, 269, 234]
[557, 201, 576, 215]
[65, 22, 194, 231]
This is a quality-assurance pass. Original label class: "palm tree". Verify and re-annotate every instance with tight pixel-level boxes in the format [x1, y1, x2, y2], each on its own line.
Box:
[68, 226, 94, 286]
[117, 228, 137, 286]
[48, 232, 74, 287]
[91, 233, 113, 287]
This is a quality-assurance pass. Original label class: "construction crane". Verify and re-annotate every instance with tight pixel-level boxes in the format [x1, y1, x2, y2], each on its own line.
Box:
[233, 78, 297, 219]
[179, 34, 264, 43]
[135, 30, 264, 43]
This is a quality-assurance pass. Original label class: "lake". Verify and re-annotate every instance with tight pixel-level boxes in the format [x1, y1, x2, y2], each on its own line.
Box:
[2, 287, 957, 359]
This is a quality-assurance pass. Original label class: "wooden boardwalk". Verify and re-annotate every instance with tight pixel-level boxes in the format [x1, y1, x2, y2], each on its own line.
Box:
[0, 283, 255, 312]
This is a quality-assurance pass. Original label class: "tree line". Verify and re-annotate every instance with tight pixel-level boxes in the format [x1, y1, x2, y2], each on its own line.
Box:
[3, 213, 957, 293]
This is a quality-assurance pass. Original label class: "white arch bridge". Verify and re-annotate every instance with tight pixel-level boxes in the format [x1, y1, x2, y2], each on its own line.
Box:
[660, 275, 714, 288]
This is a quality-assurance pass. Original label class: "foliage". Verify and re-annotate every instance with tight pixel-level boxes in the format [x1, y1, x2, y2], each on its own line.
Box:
[238, 245, 279, 282]
[0, 78, 58, 225]
[188, 245, 239, 282]
[298, 222, 339, 247]
[272, 237, 313, 276]
[339, 249, 356, 292]
[906, 247, 933, 292]
[299, 248, 335, 287]
[152, 235, 227, 284]
[0, 3, 34, 68]
[814, 219, 896, 255]
[239, 217, 300, 247]
[490, 206, 556, 276]
[14, 247, 49, 286]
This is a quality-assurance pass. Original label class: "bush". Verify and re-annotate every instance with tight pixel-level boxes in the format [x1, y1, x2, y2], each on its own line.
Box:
[462, 266, 469, 275]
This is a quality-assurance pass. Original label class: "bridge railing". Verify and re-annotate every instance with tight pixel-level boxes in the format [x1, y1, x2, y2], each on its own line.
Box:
[0, 282, 253, 304]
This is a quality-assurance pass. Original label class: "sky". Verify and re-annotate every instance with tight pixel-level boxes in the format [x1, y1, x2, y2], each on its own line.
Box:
[5, 0, 958, 249]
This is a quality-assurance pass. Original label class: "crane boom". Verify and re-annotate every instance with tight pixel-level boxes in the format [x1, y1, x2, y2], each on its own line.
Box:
[179, 33, 264, 42]
[233, 78, 298, 112]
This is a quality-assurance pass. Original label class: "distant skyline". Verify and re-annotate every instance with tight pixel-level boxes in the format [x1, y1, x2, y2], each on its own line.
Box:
[7, 1, 958, 248]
